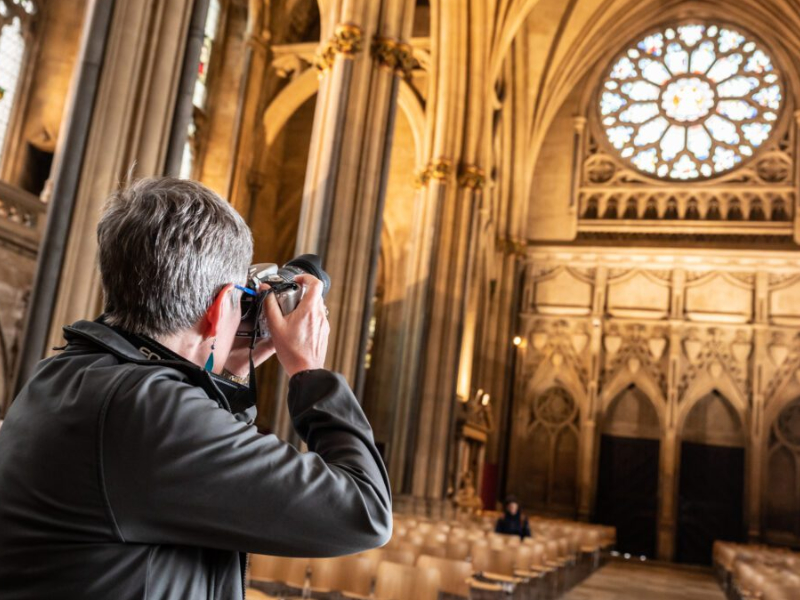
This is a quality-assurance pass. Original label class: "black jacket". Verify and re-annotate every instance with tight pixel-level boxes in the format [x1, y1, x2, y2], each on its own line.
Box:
[495, 512, 531, 539]
[0, 320, 392, 600]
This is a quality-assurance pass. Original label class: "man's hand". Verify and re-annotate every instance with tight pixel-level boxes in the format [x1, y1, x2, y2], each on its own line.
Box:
[264, 274, 330, 377]
[224, 288, 276, 377]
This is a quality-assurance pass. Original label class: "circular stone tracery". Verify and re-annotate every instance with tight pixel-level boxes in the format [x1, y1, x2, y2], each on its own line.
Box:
[662, 77, 715, 122]
[599, 22, 784, 180]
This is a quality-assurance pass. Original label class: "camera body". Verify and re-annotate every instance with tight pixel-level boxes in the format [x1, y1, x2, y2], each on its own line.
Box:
[237, 254, 330, 339]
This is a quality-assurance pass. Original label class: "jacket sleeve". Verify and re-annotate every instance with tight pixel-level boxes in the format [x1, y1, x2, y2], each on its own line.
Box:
[101, 367, 392, 557]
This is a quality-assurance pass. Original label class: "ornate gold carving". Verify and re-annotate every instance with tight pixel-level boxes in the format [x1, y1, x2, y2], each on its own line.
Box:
[314, 23, 364, 73]
[458, 164, 486, 189]
[372, 36, 399, 70]
[372, 37, 415, 79]
[334, 23, 363, 56]
[415, 159, 457, 188]
[313, 42, 336, 73]
[430, 159, 453, 181]
[497, 236, 526, 256]
[414, 167, 431, 189]
[395, 42, 414, 78]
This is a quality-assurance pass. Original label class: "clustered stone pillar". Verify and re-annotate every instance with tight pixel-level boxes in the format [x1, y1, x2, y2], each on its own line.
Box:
[227, 0, 271, 210]
[294, 0, 416, 389]
[44, 0, 196, 352]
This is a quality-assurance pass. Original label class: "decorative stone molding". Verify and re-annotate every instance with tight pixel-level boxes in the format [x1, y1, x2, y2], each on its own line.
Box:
[414, 159, 453, 187]
[496, 236, 526, 256]
[372, 36, 414, 78]
[314, 23, 364, 73]
[430, 159, 453, 181]
[272, 53, 313, 79]
[458, 164, 486, 189]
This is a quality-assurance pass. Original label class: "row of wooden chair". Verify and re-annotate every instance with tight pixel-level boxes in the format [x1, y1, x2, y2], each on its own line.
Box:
[247, 512, 615, 600]
[714, 541, 800, 600]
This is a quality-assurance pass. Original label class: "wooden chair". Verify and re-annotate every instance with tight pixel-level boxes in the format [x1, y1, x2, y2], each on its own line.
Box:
[334, 555, 377, 599]
[379, 548, 417, 566]
[244, 589, 277, 600]
[446, 539, 471, 561]
[420, 543, 448, 558]
[418, 554, 473, 598]
[248, 555, 304, 596]
[374, 562, 440, 600]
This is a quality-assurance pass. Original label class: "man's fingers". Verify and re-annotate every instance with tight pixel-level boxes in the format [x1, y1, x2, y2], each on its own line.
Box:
[263, 290, 284, 325]
[294, 274, 324, 302]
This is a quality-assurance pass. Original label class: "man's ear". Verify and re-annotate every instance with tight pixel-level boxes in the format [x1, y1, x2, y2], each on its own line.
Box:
[205, 284, 235, 338]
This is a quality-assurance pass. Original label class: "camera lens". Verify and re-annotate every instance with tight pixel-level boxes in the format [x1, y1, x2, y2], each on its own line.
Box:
[282, 254, 331, 297]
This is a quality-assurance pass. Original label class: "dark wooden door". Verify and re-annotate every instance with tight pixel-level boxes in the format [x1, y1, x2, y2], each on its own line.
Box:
[676, 441, 745, 564]
[595, 435, 660, 558]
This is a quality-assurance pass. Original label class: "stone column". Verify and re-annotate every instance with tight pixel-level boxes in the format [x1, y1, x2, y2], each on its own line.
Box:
[44, 0, 196, 352]
[227, 0, 270, 211]
[294, 0, 416, 387]
[658, 270, 685, 560]
[405, 0, 474, 501]
[748, 270, 769, 540]
[579, 266, 607, 521]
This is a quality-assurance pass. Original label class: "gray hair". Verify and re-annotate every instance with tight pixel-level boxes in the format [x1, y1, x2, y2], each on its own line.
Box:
[97, 177, 253, 338]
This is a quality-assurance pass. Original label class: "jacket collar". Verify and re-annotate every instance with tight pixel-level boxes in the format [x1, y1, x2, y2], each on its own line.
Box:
[62, 319, 257, 422]
[63, 319, 150, 364]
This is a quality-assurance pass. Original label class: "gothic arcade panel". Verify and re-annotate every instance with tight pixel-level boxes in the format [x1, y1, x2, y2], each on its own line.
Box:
[764, 398, 800, 545]
[508, 387, 580, 515]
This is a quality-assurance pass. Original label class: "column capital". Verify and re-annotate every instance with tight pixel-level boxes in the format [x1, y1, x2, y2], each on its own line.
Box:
[314, 23, 365, 73]
[372, 36, 414, 78]
[416, 158, 454, 188]
[458, 164, 486, 190]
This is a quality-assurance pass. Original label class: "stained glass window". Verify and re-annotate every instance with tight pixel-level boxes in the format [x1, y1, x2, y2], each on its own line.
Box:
[599, 22, 783, 181]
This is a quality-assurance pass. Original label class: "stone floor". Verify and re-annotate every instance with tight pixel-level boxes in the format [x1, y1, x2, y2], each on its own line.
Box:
[562, 560, 726, 600]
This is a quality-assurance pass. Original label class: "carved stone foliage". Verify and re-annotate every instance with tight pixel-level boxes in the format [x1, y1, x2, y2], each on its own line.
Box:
[763, 331, 800, 402]
[520, 318, 590, 391]
[677, 327, 752, 402]
[601, 322, 668, 398]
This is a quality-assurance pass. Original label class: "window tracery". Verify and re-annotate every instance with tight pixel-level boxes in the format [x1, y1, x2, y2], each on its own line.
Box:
[578, 20, 797, 238]
[600, 23, 782, 181]
[766, 398, 800, 544]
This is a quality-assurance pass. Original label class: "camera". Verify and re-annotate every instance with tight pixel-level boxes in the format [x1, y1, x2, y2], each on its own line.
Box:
[237, 254, 331, 340]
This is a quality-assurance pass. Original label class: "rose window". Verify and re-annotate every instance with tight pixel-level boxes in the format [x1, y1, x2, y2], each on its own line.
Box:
[599, 23, 783, 180]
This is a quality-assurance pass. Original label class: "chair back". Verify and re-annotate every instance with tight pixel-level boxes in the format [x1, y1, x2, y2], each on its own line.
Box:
[418, 555, 472, 598]
[446, 539, 471, 561]
[308, 558, 339, 592]
[421, 544, 448, 558]
[471, 542, 491, 572]
[334, 555, 376, 597]
[515, 545, 532, 571]
[284, 558, 310, 588]
[382, 548, 417, 566]
[249, 554, 294, 582]
[375, 562, 440, 600]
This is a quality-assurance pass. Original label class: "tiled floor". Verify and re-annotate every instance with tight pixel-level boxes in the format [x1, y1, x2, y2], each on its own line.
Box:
[562, 560, 726, 600]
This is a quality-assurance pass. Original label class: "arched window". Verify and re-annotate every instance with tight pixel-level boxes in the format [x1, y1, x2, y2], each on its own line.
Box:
[0, 0, 36, 170]
[179, 0, 223, 179]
